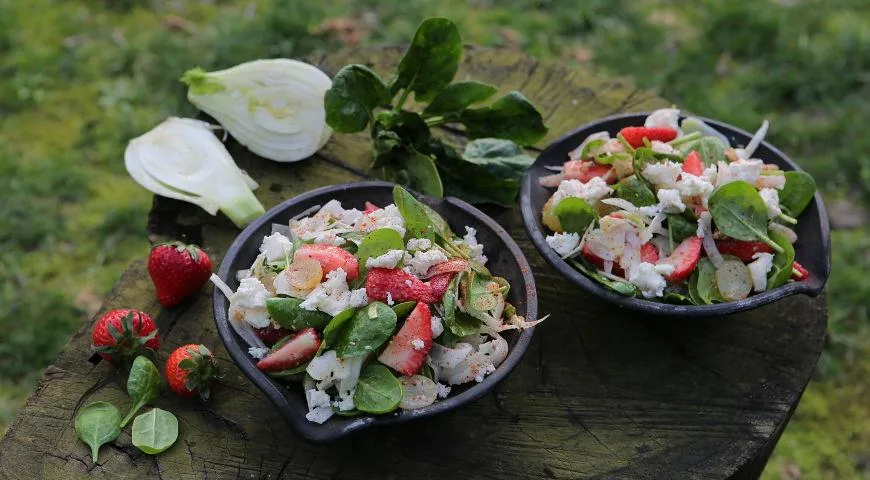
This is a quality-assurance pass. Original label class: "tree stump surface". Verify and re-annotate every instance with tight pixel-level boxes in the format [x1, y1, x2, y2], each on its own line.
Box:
[0, 46, 826, 480]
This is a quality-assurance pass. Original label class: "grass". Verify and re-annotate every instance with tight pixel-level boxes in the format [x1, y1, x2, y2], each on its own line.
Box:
[1, 0, 869, 477]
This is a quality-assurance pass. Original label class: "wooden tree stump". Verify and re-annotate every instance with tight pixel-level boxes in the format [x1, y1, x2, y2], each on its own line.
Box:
[0, 46, 826, 479]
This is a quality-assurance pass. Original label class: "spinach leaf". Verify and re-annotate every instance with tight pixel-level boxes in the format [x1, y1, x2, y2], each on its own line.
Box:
[708, 181, 782, 252]
[554, 197, 596, 234]
[667, 213, 697, 243]
[767, 230, 795, 290]
[570, 260, 638, 296]
[353, 364, 403, 414]
[429, 139, 523, 206]
[131, 408, 178, 454]
[337, 302, 397, 358]
[614, 175, 657, 207]
[695, 258, 718, 304]
[779, 171, 816, 216]
[392, 301, 417, 318]
[458, 92, 548, 146]
[121, 356, 162, 428]
[266, 297, 331, 331]
[324, 65, 390, 133]
[462, 138, 535, 173]
[318, 307, 358, 355]
[422, 81, 498, 118]
[687, 271, 703, 305]
[393, 185, 448, 242]
[375, 111, 431, 151]
[406, 147, 444, 197]
[75, 402, 121, 463]
[690, 137, 726, 167]
[355, 228, 405, 270]
[392, 17, 462, 102]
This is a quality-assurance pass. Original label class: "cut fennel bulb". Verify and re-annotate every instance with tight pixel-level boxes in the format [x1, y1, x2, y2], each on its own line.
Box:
[125, 117, 265, 228]
[181, 59, 333, 162]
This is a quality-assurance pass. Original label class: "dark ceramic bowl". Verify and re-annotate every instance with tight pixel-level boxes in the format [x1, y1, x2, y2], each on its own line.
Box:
[520, 113, 831, 317]
[214, 181, 537, 442]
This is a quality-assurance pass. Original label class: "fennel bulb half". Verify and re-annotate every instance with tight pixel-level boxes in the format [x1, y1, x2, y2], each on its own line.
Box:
[181, 59, 333, 163]
[125, 117, 265, 228]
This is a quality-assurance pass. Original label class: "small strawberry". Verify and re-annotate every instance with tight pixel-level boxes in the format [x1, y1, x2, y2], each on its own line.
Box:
[363, 201, 380, 214]
[366, 268, 436, 304]
[641, 242, 660, 264]
[294, 244, 360, 281]
[715, 239, 775, 262]
[254, 325, 291, 346]
[165, 344, 221, 400]
[421, 258, 469, 279]
[660, 236, 703, 283]
[256, 328, 320, 372]
[148, 242, 212, 308]
[619, 126, 678, 148]
[792, 261, 811, 281]
[564, 160, 617, 184]
[426, 273, 454, 300]
[682, 150, 704, 177]
[378, 302, 432, 376]
[92, 309, 159, 362]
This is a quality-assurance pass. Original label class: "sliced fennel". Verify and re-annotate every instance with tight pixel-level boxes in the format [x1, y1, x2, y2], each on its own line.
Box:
[125, 117, 265, 227]
[181, 59, 333, 163]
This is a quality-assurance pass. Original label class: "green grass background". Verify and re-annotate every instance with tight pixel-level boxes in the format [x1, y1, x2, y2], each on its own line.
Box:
[2, 0, 869, 477]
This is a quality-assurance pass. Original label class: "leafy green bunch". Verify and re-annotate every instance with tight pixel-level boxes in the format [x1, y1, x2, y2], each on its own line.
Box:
[324, 17, 548, 206]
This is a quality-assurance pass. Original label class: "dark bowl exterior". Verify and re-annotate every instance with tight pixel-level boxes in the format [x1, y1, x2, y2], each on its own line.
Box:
[214, 181, 537, 442]
[520, 113, 831, 317]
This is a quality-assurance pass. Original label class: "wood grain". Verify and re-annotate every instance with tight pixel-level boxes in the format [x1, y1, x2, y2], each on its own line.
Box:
[0, 46, 826, 480]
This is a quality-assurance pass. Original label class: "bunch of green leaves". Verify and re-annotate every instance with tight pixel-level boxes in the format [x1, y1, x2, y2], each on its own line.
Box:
[324, 17, 547, 206]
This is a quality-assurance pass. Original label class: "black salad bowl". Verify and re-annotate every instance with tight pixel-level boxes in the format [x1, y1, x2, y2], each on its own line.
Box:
[520, 113, 831, 317]
[214, 181, 537, 443]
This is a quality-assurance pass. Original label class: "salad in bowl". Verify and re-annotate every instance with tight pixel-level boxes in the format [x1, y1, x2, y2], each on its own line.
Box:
[211, 185, 540, 425]
[533, 108, 818, 305]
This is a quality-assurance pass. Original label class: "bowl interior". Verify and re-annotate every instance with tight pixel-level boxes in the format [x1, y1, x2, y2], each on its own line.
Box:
[215, 181, 537, 442]
[521, 113, 831, 317]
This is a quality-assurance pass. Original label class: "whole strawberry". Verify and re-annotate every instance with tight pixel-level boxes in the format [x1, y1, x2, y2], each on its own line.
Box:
[148, 242, 212, 308]
[92, 309, 159, 362]
[165, 344, 221, 400]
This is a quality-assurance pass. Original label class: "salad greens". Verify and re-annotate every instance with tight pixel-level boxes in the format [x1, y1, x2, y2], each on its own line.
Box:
[75, 402, 122, 463]
[353, 364, 404, 414]
[324, 17, 547, 206]
[121, 356, 163, 428]
[554, 197, 597, 234]
[780, 171, 817, 216]
[336, 302, 397, 358]
[131, 408, 179, 455]
[708, 181, 784, 253]
[266, 297, 331, 330]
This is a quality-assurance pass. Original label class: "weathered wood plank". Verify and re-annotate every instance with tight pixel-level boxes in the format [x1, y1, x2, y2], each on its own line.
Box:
[0, 46, 826, 480]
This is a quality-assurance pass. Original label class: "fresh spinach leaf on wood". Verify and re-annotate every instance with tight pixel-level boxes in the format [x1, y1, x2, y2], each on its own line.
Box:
[422, 81, 498, 118]
[391, 17, 462, 103]
[75, 402, 122, 463]
[121, 356, 163, 428]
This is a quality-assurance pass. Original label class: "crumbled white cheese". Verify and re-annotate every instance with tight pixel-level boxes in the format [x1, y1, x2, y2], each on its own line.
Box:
[716, 159, 762, 187]
[650, 140, 679, 155]
[349, 288, 368, 308]
[312, 231, 347, 246]
[318, 199, 345, 218]
[248, 347, 270, 360]
[406, 238, 432, 251]
[332, 394, 355, 412]
[299, 268, 353, 316]
[229, 278, 272, 328]
[643, 161, 682, 189]
[357, 204, 406, 237]
[304, 389, 334, 424]
[386, 292, 394, 306]
[756, 174, 787, 190]
[701, 165, 718, 183]
[435, 382, 452, 399]
[628, 262, 672, 298]
[365, 249, 405, 269]
[656, 188, 686, 213]
[676, 173, 715, 201]
[759, 188, 782, 218]
[405, 249, 449, 277]
[431, 315, 444, 338]
[474, 363, 496, 383]
[748, 252, 775, 292]
[551, 177, 613, 206]
[412, 339, 425, 350]
[644, 108, 681, 131]
[259, 232, 293, 262]
[462, 226, 488, 265]
[546, 232, 580, 257]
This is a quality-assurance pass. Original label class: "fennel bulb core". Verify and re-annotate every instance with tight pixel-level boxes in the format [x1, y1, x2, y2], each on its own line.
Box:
[181, 59, 333, 162]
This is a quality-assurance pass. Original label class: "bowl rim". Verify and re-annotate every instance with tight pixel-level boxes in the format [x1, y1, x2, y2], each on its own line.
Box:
[214, 180, 537, 442]
[520, 112, 831, 317]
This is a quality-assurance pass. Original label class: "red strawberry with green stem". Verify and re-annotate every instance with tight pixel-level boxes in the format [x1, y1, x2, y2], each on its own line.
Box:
[92, 309, 159, 362]
[618, 127, 678, 148]
[148, 242, 212, 308]
[378, 302, 433, 376]
[165, 344, 221, 400]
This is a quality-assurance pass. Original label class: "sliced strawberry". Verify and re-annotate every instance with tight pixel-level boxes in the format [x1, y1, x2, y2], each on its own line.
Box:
[366, 268, 436, 304]
[378, 303, 432, 376]
[715, 239, 775, 262]
[256, 328, 320, 372]
[294, 244, 360, 281]
[682, 150, 704, 177]
[660, 236, 703, 283]
[421, 259, 469, 279]
[619, 126, 678, 149]
[426, 273, 454, 300]
[792, 261, 811, 281]
[641, 242, 660, 263]
[564, 160, 617, 184]
[363, 201, 380, 214]
[254, 325, 290, 346]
